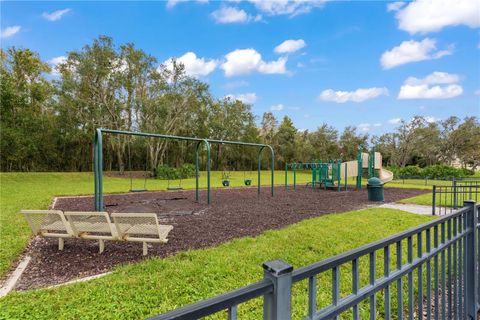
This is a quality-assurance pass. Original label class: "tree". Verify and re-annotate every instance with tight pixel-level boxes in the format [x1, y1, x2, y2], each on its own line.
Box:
[412, 122, 441, 166]
[339, 126, 368, 160]
[0, 47, 55, 171]
[260, 112, 277, 145]
[391, 116, 426, 167]
[308, 124, 340, 160]
[451, 117, 480, 170]
[275, 116, 297, 165]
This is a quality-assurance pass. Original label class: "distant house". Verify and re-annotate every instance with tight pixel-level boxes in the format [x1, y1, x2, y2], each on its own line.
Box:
[450, 157, 477, 171]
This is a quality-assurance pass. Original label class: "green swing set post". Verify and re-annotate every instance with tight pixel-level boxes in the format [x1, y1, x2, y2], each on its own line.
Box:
[293, 162, 297, 191]
[344, 162, 348, 191]
[284, 162, 288, 190]
[356, 151, 362, 190]
[312, 164, 316, 189]
[336, 160, 341, 192]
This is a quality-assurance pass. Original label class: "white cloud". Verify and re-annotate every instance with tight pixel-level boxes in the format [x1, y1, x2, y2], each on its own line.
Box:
[319, 87, 389, 103]
[424, 116, 438, 123]
[226, 92, 257, 104]
[221, 48, 287, 77]
[373, 123, 382, 127]
[42, 8, 71, 21]
[388, 118, 402, 124]
[380, 38, 453, 69]
[398, 84, 463, 100]
[270, 104, 284, 111]
[249, 0, 326, 17]
[274, 39, 306, 54]
[48, 56, 67, 76]
[396, 0, 480, 34]
[398, 71, 464, 100]
[0, 26, 21, 38]
[167, 0, 208, 8]
[357, 123, 371, 132]
[163, 52, 217, 77]
[211, 7, 261, 24]
[404, 71, 460, 86]
[387, 1, 406, 12]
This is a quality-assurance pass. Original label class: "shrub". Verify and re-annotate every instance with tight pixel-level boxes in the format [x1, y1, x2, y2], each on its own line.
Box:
[388, 164, 474, 180]
[154, 163, 196, 180]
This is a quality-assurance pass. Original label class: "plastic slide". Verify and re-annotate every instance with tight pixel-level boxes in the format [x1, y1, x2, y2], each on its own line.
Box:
[379, 168, 394, 183]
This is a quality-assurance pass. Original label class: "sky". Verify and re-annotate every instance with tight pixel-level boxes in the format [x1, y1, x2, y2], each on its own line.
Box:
[1, 0, 479, 135]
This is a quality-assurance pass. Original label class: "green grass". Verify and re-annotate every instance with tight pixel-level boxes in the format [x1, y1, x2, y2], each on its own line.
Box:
[0, 171, 311, 278]
[0, 208, 433, 319]
[399, 193, 433, 206]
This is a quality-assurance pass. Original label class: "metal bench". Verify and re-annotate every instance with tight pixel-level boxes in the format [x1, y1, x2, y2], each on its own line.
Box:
[111, 213, 173, 255]
[21, 210, 74, 250]
[22, 210, 173, 255]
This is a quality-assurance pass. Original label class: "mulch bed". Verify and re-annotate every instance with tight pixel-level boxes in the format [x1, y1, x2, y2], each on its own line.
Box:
[16, 186, 428, 290]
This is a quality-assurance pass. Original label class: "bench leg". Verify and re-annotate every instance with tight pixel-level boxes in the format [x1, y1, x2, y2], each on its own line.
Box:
[99, 239, 105, 254]
[143, 242, 148, 256]
[58, 238, 64, 251]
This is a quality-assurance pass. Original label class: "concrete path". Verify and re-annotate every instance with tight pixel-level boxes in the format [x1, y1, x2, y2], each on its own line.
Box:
[0, 256, 31, 297]
[379, 203, 432, 215]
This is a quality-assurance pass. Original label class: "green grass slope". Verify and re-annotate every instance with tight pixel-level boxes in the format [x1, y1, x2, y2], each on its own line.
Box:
[0, 208, 432, 320]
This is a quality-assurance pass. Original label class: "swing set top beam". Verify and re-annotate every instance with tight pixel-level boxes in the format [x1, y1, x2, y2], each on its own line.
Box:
[98, 129, 272, 149]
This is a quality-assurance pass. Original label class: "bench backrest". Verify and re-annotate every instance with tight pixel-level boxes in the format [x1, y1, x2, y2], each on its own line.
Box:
[21, 210, 73, 237]
[64, 211, 117, 239]
[111, 212, 172, 242]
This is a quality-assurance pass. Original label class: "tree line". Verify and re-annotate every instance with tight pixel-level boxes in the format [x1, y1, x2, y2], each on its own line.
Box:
[1, 36, 478, 173]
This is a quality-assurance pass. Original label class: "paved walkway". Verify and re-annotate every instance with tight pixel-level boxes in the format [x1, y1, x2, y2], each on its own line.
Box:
[379, 203, 432, 215]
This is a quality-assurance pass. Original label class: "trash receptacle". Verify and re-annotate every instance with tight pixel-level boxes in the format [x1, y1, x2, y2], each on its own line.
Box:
[367, 177, 384, 202]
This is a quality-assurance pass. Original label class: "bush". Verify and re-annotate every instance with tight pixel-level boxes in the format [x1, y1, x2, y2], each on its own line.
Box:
[154, 163, 196, 180]
[388, 164, 474, 180]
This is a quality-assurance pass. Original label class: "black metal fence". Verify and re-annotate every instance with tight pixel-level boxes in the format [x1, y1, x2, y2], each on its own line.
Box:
[432, 181, 480, 215]
[150, 201, 479, 320]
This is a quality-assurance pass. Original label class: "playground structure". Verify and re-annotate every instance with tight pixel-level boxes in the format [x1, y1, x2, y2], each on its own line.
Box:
[285, 147, 394, 191]
[93, 128, 275, 210]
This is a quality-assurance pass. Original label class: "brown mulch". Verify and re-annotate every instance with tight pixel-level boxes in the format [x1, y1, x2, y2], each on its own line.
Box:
[16, 186, 429, 290]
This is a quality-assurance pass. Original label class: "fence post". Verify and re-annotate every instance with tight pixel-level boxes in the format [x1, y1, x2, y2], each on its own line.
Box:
[432, 185, 436, 216]
[464, 200, 478, 320]
[453, 177, 458, 209]
[263, 260, 293, 320]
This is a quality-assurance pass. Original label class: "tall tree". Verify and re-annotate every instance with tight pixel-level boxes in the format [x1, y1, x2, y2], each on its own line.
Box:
[339, 126, 368, 160]
[0, 48, 55, 171]
[275, 116, 298, 165]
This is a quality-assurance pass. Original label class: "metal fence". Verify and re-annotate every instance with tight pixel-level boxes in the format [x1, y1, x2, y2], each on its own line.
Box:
[150, 201, 479, 320]
[432, 182, 480, 215]
[390, 176, 480, 187]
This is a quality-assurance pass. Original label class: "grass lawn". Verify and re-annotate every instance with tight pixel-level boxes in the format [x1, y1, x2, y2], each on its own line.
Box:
[0, 208, 433, 319]
[0, 171, 311, 278]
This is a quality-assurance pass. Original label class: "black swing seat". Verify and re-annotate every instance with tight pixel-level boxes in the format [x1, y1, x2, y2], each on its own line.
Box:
[130, 189, 148, 193]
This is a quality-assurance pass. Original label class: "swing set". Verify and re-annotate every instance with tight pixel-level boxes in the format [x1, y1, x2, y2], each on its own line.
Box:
[93, 128, 275, 210]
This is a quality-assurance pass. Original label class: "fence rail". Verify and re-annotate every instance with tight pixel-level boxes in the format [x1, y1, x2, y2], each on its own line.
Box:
[150, 201, 479, 320]
[432, 182, 480, 215]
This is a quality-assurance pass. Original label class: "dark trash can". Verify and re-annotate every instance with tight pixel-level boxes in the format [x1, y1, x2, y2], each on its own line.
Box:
[367, 177, 384, 202]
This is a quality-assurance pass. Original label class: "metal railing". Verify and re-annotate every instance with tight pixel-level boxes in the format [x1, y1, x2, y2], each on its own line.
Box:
[432, 182, 479, 215]
[150, 201, 479, 320]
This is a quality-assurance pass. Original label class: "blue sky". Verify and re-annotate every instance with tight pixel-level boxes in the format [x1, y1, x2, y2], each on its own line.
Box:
[1, 0, 479, 135]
